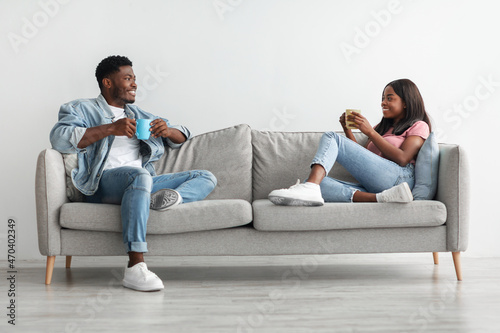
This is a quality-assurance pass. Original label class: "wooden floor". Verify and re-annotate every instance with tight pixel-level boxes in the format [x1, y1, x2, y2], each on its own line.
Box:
[2, 254, 500, 332]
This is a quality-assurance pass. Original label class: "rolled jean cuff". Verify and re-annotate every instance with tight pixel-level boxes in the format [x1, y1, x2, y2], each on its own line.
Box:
[125, 242, 148, 253]
[310, 159, 329, 173]
[350, 189, 357, 203]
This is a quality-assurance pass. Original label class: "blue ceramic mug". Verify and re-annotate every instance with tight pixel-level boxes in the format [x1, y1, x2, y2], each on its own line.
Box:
[136, 119, 153, 140]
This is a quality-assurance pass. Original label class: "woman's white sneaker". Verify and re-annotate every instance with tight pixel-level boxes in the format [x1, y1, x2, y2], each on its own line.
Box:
[376, 182, 413, 203]
[123, 262, 164, 292]
[268, 180, 324, 206]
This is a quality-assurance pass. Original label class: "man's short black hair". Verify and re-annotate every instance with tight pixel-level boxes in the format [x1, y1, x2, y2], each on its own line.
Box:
[95, 55, 133, 90]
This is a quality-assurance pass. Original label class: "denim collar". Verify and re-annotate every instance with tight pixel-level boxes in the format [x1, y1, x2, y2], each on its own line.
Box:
[96, 94, 136, 120]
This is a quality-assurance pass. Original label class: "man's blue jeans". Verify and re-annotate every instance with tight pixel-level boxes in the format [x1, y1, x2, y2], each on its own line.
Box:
[311, 131, 415, 202]
[85, 167, 217, 253]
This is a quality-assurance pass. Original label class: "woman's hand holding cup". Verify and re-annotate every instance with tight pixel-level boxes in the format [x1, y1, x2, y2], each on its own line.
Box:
[339, 112, 349, 131]
[345, 109, 362, 130]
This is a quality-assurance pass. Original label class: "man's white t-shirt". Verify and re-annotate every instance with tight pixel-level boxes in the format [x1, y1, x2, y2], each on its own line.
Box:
[103, 106, 143, 170]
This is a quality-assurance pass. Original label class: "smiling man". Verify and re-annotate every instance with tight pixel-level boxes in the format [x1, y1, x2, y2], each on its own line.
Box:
[50, 55, 217, 292]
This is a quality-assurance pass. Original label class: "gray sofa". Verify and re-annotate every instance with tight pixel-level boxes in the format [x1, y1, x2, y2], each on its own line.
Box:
[36, 124, 470, 284]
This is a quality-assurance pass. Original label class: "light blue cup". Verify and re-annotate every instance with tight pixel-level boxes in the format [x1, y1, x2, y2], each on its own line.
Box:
[136, 119, 153, 140]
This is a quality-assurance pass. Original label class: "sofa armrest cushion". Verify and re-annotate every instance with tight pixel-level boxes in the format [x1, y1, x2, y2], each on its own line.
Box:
[36, 149, 68, 256]
[435, 144, 470, 251]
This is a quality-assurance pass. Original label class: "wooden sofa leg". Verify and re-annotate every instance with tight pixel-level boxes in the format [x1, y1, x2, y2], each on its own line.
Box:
[66, 256, 72, 269]
[45, 256, 56, 285]
[452, 252, 463, 281]
[432, 252, 439, 265]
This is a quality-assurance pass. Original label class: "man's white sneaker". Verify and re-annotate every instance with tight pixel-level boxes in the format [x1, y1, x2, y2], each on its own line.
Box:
[376, 182, 413, 203]
[268, 180, 324, 206]
[123, 262, 164, 292]
[150, 189, 182, 211]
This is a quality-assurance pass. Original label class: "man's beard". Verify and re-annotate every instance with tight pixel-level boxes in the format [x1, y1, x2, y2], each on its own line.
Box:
[112, 87, 135, 105]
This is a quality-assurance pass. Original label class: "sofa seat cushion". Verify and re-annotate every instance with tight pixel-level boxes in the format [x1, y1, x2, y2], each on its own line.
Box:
[252, 199, 447, 231]
[60, 199, 252, 234]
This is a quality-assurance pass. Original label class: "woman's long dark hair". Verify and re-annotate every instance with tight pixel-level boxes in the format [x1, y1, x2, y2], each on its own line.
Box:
[374, 79, 431, 136]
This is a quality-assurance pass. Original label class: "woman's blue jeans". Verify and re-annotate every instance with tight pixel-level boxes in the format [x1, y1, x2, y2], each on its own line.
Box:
[311, 132, 415, 202]
[85, 167, 217, 253]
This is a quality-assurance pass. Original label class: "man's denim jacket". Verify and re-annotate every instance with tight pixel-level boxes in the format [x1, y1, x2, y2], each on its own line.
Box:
[50, 94, 191, 196]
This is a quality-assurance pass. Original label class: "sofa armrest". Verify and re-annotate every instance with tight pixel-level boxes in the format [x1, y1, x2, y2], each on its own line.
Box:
[35, 149, 68, 256]
[435, 144, 470, 252]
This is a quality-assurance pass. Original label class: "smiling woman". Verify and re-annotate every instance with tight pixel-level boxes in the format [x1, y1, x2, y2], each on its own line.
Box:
[376, 79, 431, 137]
[268, 78, 432, 205]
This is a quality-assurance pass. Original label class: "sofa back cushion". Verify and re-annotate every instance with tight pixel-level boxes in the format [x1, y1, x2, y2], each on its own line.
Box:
[252, 130, 368, 200]
[155, 124, 253, 202]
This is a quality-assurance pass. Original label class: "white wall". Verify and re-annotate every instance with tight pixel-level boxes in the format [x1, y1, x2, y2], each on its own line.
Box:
[1, 0, 499, 260]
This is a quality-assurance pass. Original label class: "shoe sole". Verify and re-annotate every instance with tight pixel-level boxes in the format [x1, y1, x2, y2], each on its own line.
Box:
[269, 195, 324, 206]
[150, 189, 181, 211]
[400, 182, 413, 202]
[123, 280, 164, 292]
